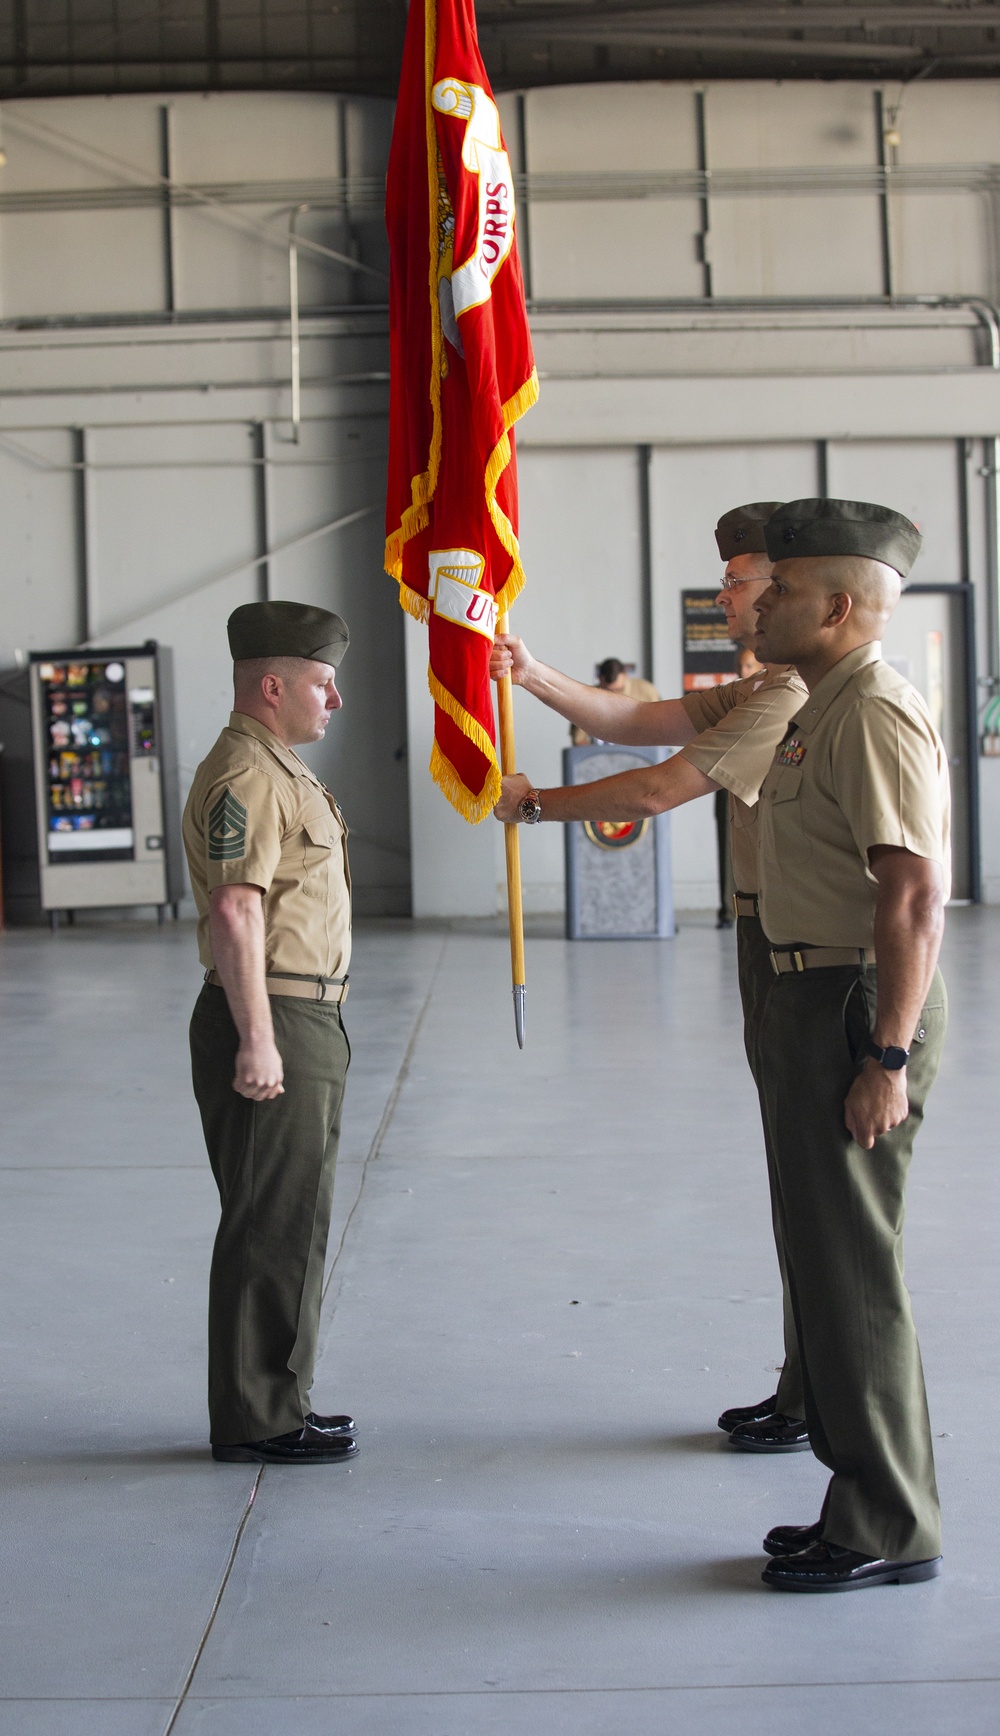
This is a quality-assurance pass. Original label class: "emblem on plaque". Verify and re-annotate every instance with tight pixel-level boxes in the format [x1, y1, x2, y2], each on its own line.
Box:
[582, 818, 649, 850]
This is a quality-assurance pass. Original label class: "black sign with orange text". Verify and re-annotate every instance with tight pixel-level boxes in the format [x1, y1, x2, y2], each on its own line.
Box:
[681, 589, 739, 693]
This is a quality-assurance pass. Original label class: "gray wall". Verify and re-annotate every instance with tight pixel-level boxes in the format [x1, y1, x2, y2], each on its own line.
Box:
[4, 82, 1000, 918]
[0, 91, 408, 917]
[406, 79, 1000, 914]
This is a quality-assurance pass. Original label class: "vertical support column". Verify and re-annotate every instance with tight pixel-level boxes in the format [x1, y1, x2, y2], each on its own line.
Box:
[958, 438, 983, 902]
[694, 88, 713, 301]
[288, 206, 307, 445]
[516, 91, 533, 303]
[253, 422, 271, 603]
[874, 89, 895, 301]
[637, 444, 654, 684]
[205, 0, 221, 88]
[338, 96, 358, 287]
[983, 437, 1000, 690]
[958, 438, 973, 590]
[13, 0, 27, 88]
[159, 104, 177, 318]
[816, 439, 829, 498]
[74, 428, 98, 644]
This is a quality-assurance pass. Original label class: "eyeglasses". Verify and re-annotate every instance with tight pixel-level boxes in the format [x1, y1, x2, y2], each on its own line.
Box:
[719, 574, 754, 591]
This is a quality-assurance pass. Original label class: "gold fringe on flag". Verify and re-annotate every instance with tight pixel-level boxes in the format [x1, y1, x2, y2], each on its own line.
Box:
[384, 0, 444, 588]
[427, 666, 503, 820]
[430, 740, 502, 825]
[486, 367, 539, 618]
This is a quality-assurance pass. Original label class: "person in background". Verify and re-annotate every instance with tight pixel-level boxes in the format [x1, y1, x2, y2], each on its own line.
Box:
[570, 658, 660, 745]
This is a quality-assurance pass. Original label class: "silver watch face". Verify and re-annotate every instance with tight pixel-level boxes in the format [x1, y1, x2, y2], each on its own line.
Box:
[519, 795, 541, 823]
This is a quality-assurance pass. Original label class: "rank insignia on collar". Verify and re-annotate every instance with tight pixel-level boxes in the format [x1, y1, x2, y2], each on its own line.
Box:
[208, 786, 248, 860]
[776, 737, 806, 768]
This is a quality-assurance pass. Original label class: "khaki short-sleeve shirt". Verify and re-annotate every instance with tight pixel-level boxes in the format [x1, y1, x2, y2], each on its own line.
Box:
[678, 667, 808, 892]
[182, 712, 351, 979]
[757, 643, 951, 948]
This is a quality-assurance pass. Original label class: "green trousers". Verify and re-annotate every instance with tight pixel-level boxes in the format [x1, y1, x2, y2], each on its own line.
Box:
[736, 913, 805, 1420]
[758, 962, 947, 1561]
[190, 983, 350, 1446]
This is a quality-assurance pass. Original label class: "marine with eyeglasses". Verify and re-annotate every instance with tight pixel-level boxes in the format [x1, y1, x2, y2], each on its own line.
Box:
[491, 502, 808, 1450]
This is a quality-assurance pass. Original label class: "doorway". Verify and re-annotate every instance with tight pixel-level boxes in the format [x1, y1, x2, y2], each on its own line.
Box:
[880, 584, 980, 901]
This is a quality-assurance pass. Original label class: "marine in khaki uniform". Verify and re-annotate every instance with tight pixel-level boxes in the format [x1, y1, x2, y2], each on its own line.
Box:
[569, 659, 660, 746]
[183, 600, 358, 1465]
[682, 506, 810, 1451]
[490, 504, 808, 1449]
[750, 500, 950, 1592]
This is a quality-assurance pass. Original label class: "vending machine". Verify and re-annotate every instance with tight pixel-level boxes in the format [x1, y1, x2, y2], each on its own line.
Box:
[26, 644, 183, 922]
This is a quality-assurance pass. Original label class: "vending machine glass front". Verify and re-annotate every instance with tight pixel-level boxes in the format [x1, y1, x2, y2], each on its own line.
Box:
[38, 658, 134, 862]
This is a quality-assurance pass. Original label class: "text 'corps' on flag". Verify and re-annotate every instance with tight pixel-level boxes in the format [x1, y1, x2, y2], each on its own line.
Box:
[384, 0, 538, 822]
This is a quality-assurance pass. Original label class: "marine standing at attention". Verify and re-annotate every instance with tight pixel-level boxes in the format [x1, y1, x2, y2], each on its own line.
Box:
[183, 601, 359, 1466]
[491, 503, 810, 1450]
[750, 500, 950, 1592]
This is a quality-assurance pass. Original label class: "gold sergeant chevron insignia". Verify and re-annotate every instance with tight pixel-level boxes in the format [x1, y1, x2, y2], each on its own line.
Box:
[208, 786, 248, 860]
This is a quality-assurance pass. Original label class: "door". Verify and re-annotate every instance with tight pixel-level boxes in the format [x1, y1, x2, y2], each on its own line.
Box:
[880, 588, 976, 900]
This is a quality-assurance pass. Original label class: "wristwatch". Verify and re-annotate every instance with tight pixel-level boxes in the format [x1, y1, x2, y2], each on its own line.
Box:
[518, 790, 542, 824]
[864, 1038, 910, 1071]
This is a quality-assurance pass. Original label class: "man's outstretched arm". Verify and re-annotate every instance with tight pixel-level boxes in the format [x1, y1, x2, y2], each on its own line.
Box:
[494, 756, 716, 824]
[490, 634, 697, 746]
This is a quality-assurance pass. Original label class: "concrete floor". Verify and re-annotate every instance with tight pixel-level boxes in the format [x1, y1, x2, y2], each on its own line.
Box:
[0, 908, 997, 1735]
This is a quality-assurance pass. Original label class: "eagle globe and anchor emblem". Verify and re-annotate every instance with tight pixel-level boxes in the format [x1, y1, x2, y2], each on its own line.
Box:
[582, 817, 650, 850]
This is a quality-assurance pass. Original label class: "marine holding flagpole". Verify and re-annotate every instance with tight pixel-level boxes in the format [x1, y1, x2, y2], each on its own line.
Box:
[384, 0, 538, 1044]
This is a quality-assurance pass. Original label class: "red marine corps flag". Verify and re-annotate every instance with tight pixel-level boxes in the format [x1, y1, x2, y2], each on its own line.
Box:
[384, 0, 538, 825]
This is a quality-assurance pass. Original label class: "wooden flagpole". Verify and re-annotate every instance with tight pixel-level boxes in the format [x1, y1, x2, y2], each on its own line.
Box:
[495, 610, 526, 1047]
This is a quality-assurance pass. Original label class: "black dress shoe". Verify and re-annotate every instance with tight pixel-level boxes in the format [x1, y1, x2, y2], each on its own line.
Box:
[762, 1539, 942, 1592]
[763, 1519, 824, 1558]
[717, 1393, 778, 1432]
[305, 1411, 356, 1436]
[729, 1413, 810, 1452]
[212, 1423, 359, 1464]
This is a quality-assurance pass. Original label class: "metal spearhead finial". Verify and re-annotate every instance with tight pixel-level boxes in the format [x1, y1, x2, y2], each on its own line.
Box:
[512, 983, 526, 1050]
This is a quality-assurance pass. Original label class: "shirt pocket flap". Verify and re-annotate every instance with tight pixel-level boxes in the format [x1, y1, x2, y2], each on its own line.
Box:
[770, 767, 803, 803]
[303, 817, 338, 850]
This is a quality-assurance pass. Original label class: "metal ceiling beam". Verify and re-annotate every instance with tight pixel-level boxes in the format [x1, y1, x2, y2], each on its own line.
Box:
[482, 29, 933, 61]
[481, 2, 1000, 24]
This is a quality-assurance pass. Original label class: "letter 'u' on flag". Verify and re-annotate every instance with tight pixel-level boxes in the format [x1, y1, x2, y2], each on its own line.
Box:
[384, 0, 538, 822]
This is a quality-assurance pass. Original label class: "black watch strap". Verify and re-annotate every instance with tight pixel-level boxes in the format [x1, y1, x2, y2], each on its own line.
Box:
[864, 1038, 910, 1071]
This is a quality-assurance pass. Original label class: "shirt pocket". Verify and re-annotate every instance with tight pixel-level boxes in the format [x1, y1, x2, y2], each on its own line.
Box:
[301, 816, 338, 897]
[764, 763, 813, 879]
[769, 766, 803, 804]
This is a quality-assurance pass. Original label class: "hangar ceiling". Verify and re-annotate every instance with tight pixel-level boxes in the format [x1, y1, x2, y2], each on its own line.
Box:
[2, 1, 1000, 101]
